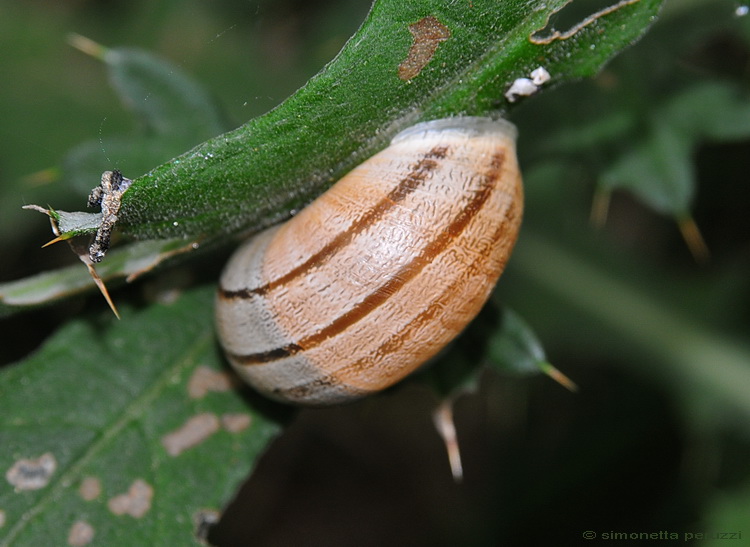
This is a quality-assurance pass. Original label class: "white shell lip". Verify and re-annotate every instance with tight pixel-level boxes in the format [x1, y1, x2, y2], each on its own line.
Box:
[391, 116, 517, 145]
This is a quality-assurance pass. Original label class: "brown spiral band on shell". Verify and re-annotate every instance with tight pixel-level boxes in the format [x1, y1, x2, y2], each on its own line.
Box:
[216, 117, 523, 405]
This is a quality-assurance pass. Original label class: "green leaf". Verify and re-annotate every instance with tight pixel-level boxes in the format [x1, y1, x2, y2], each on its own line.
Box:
[487, 307, 550, 375]
[0, 238, 196, 317]
[53, 210, 102, 236]
[487, 306, 578, 391]
[103, 47, 227, 139]
[600, 81, 750, 215]
[601, 117, 695, 215]
[62, 37, 231, 196]
[417, 302, 575, 398]
[68, 34, 228, 140]
[663, 81, 750, 141]
[90, 0, 663, 243]
[0, 287, 283, 545]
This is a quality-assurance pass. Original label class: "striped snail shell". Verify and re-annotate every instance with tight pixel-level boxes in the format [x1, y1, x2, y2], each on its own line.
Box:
[215, 116, 523, 405]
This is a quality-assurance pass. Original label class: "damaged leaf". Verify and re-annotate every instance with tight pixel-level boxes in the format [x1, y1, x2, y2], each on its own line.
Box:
[0, 288, 283, 545]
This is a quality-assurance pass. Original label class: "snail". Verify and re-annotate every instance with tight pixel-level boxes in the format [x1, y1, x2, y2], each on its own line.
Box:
[215, 116, 523, 405]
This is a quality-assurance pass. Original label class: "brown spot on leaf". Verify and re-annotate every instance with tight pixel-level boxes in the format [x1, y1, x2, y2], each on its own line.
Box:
[188, 366, 237, 399]
[5, 453, 57, 492]
[78, 476, 102, 501]
[398, 16, 450, 81]
[161, 413, 220, 457]
[107, 479, 154, 518]
[221, 413, 252, 433]
[67, 520, 95, 546]
[0, 509, 6, 528]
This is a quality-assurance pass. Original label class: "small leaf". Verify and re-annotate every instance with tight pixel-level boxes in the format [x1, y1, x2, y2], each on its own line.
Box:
[60, 40, 232, 197]
[0, 287, 283, 545]
[0, 238, 198, 317]
[105, 47, 227, 138]
[588, 82, 750, 217]
[601, 81, 750, 216]
[485, 306, 577, 390]
[53, 210, 103, 236]
[486, 307, 549, 374]
[665, 81, 750, 141]
[601, 118, 695, 215]
[69, 34, 228, 140]
[418, 303, 568, 398]
[22, 205, 101, 241]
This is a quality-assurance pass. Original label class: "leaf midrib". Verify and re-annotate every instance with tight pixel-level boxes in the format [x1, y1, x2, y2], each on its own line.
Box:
[1, 330, 214, 546]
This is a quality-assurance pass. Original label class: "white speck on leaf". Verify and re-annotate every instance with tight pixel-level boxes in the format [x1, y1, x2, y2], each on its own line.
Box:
[188, 366, 237, 399]
[530, 66, 551, 85]
[78, 476, 102, 501]
[504, 77, 537, 102]
[107, 479, 154, 518]
[221, 413, 252, 433]
[67, 520, 95, 546]
[506, 66, 552, 103]
[161, 413, 220, 456]
[5, 453, 57, 492]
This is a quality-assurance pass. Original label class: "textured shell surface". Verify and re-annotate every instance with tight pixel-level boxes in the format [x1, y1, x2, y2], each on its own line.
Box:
[216, 116, 523, 405]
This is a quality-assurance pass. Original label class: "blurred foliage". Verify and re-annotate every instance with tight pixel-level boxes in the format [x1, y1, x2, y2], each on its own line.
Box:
[1, 0, 750, 545]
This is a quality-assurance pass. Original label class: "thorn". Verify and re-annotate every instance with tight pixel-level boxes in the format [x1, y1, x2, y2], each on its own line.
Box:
[41, 234, 68, 248]
[537, 361, 578, 392]
[84, 263, 120, 319]
[67, 33, 108, 61]
[22, 204, 52, 215]
[678, 215, 710, 264]
[590, 187, 611, 228]
[29, 199, 120, 318]
[432, 399, 463, 482]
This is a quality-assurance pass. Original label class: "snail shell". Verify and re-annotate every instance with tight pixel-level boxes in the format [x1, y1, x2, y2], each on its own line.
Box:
[215, 116, 523, 405]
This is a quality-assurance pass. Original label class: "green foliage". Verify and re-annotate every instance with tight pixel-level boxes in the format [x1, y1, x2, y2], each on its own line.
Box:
[0, 288, 282, 545]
